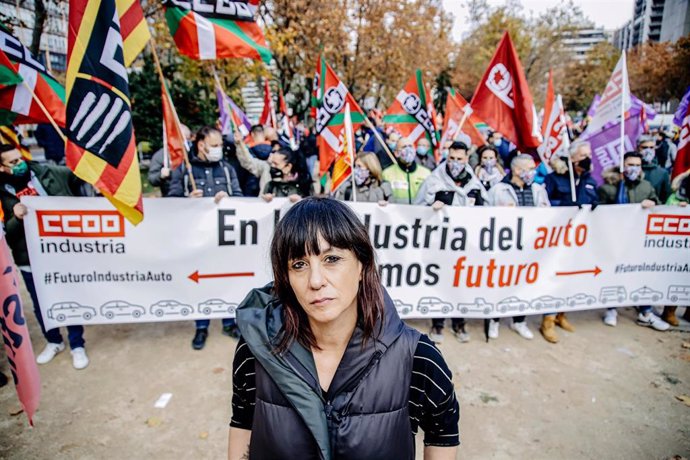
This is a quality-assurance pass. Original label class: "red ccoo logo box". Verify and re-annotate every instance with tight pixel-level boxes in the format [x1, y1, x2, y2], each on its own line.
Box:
[37, 210, 125, 238]
[646, 214, 690, 236]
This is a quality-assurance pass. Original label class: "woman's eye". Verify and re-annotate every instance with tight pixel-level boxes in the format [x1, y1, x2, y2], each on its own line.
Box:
[324, 255, 341, 264]
[290, 261, 306, 270]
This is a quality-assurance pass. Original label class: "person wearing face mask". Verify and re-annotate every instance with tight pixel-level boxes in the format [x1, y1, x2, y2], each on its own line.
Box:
[332, 152, 392, 203]
[0, 144, 91, 369]
[487, 131, 511, 166]
[168, 126, 244, 349]
[381, 137, 431, 204]
[261, 148, 313, 201]
[148, 123, 192, 197]
[474, 145, 505, 190]
[414, 141, 488, 344]
[415, 137, 437, 171]
[637, 135, 671, 203]
[486, 154, 549, 341]
[597, 152, 668, 331]
[544, 140, 599, 207]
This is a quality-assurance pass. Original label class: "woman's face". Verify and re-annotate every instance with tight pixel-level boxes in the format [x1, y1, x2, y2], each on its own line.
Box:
[481, 150, 496, 163]
[268, 152, 292, 175]
[354, 159, 367, 170]
[288, 235, 362, 327]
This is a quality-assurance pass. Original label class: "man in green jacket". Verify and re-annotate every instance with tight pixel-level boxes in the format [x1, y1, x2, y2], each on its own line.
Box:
[381, 137, 431, 204]
[638, 135, 671, 202]
[0, 144, 90, 369]
[597, 151, 669, 332]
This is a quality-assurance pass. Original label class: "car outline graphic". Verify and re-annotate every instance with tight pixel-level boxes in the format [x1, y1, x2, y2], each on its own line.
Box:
[198, 299, 238, 315]
[100, 300, 145, 319]
[393, 299, 413, 315]
[496, 296, 529, 313]
[48, 302, 96, 322]
[417, 297, 453, 315]
[150, 300, 193, 317]
[457, 297, 494, 315]
[630, 286, 663, 303]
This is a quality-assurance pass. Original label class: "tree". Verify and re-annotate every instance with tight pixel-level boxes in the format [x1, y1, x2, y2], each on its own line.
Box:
[559, 41, 619, 112]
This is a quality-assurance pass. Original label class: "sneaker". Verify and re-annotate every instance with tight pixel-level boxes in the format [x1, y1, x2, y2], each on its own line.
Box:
[36, 342, 65, 364]
[192, 328, 209, 350]
[429, 327, 444, 344]
[222, 324, 241, 339]
[603, 309, 617, 327]
[70, 347, 89, 370]
[453, 327, 470, 343]
[636, 312, 670, 331]
[488, 320, 500, 339]
[510, 321, 534, 340]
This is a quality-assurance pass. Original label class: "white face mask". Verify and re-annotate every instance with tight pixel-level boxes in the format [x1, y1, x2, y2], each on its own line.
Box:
[205, 146, 223, 162]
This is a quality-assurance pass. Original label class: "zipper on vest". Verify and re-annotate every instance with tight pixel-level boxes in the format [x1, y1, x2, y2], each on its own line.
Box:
[334, 350, 384, 417]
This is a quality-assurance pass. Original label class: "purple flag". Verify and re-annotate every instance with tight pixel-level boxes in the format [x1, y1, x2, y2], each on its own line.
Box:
[673, 86, 690, 127]
[581, 115, 642, 185]
[586, 94, 601, 118]
[630, 94, 656, 120]
[216, 87, 252, 139]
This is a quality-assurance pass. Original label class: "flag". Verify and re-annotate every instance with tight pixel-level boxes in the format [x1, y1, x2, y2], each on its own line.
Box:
[538, 70, 569, 167]
[161, 80, 185, 170]
[214, 75, 252, 142]
[0, 24, 66, 127]
[310, 55, 366, 175]
[673, 100, 690, 179]
[163, 0, 271, 64]
[673, 86, 690, 128]
[259, 78, 277, 129]
[587, 51, 631, 134]
[117, 0, 151, 66]
[0, 49, 22, 89]
[0, 235, 41, 426]
[0, 125, 31, 160]
[383, 70, 439, 154]
[582, 115, 643, 184]
[66, 0, 143, 225]
[277, 86, 296, 150]
[441, 88, 486, 153]
[331, 103, 355, 193]
[470, 31, 542, 152]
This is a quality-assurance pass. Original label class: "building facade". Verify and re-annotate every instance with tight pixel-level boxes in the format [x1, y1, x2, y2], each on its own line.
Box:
[614, 0, 690, 49]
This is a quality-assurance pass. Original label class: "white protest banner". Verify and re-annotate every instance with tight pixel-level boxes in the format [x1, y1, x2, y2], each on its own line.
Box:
[21, 197, 690, 329]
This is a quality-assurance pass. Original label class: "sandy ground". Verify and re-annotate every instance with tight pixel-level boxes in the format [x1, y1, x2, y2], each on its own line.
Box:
[0, 291, 689, 459]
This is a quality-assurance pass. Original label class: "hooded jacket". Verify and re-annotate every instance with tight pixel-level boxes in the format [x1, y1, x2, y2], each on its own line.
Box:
[597, 166, 659, 204]
[332, 179, 392, 203]
[487, 174, 550, 207]
[413, 160, 488, 206]
[543, 156, 598, 206]
[167, 146, 242, 197]
[236, 284, 421, 460]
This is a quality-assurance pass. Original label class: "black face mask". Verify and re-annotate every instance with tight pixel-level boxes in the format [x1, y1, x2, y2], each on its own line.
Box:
[576, 157, 592, 171]
[269, 167, 284, 179]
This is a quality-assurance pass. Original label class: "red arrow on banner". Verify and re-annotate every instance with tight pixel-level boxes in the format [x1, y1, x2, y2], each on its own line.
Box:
[555, 266, 602, 277]
[188, 270, 255, 283]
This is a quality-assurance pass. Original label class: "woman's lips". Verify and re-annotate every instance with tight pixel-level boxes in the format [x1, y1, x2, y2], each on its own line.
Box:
[311, 297, 333, 306]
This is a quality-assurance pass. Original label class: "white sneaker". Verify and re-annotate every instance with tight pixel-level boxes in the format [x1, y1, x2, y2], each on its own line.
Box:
[488, 320, 499, 339]
[510, 321, 534, 339]
[36, 342, 65, 364]
[636, 312, 670, 331]
[71, 347, 89, 370]
[454, 329, 470, 343]
[429, 327, 444, 344]
[603, 309, 618, 327]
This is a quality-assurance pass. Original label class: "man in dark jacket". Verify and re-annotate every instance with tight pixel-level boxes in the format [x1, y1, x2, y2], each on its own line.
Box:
[544, 140, 599, 207]
[597, 151, 668, 331]
[168, 126, 243, 349]
[148, 124, 192, 197]
[637, 135, 671, 202]
[0, 144, 89, 369]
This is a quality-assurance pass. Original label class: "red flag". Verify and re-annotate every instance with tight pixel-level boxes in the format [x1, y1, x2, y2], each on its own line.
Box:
[0, 235, 40, 426]
[673, 102, 690, 179]
[259, 79, 277, 130]
[278, 87, 297, 149]
[538, 70, 569, 166]
[441, 88, 487, 151]
[471, 31, 542, 151]
[161, 80, 185, 170]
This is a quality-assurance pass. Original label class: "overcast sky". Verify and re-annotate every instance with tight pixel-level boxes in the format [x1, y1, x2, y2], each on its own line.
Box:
[443, 0, 634, 41]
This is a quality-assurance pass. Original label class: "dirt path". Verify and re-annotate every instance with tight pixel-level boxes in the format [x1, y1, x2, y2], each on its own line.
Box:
[1, 299, 689, 459]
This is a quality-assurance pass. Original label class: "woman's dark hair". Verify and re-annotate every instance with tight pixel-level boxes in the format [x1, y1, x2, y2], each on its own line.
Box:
[274, 147, 312, 197]
[271, 197, 383, 353]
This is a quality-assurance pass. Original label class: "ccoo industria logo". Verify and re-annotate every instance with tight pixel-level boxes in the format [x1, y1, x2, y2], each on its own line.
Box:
[36, 210, 126, 255]
[644, 214, 690, 250]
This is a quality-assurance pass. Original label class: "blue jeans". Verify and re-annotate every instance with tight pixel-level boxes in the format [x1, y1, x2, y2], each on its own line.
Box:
[195, 318, 236, 330]
[21, 270, 85, 349]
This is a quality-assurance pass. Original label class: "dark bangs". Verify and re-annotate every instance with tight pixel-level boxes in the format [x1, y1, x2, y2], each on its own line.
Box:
[271, 197, 383, 353]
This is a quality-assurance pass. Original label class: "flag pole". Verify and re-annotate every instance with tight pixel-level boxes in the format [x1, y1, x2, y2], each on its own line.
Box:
[21, 80, 66, 142]
[362, 116, 397, 166]
[619, 51, 627, 173]
[345, 103, 357, 202]
[148, 37, 197, 191]
[452, 110, 471, 142]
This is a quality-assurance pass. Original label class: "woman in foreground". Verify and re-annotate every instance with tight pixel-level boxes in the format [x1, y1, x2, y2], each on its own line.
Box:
[228, 197, 459, 459]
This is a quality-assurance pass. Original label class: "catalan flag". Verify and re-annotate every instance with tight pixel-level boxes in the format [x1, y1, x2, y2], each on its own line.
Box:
[66, 0, 143, 224]
[0, 125, 31, 160]
[163, 0, 271, 63]
[117, 0, 151, 66]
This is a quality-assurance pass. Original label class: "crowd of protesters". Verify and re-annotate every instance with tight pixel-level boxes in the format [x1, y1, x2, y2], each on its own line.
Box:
[0, 110, 688, 380]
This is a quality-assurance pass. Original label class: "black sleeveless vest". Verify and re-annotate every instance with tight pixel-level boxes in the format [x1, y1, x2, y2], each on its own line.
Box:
[238, 286, 421, 460]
